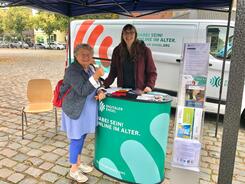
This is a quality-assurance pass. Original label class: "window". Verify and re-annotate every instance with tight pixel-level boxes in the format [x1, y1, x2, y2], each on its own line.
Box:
[207, 26, 234, 59]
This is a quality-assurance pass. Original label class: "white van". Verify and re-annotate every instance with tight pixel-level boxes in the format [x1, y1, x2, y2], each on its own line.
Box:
[69, 19, 245, 124]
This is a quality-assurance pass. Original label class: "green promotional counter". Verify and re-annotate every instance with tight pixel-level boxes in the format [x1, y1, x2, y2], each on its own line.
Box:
[94, 93, 172, 184]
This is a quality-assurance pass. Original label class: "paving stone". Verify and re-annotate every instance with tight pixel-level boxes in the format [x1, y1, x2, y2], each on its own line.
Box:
[0, 132, 7, 136]
[40, 172, 59, 183]
[90, 168, 103, 177]
[19, 139, 31, 145]
[43, 132, 56, 138]
[7, 142, 22, 150]
[55, 157, 70, 167]
[103, 174, 121, 182]
[33, 136, 47, 143]
[86, 143, 95, 151]
[39, 162, 54, 170]
[0, 148, 17, 157]
[237, 176, 245, 182]
[233, 181, 245, 184]
[0, 158, 17, 167]
[82, 148, 90, 155]
[80, 154, 93, 164]
[87, 175, 100, 184]
[24, 134, 36, 140]
[0, 141, 8, 147]
[27, 128, 39, 133]
[18, 147, 31, 154]
[96, 179, 114, 184]
[41, 152, 59, 162]
[40, 145, 56, 152]
[0, 136, 8, 142]
[54, 177, 71, 184]
[25, 166, 43, 177]
[25, 157, 44, 166]
[27, 141, 42, 149]
[12, 153, 29, 162]
[53, 148, 67, 156]
[200, 169, 211, 181]
[13, 163, 29, 172]
[0, 181, 9, 184]
[18, 177, 38, 184]
[211, 174, 218, 183]
[53, 135, 66, 141]
[51, 141, 67, 148]
[51, 165, 69, 176]
[0, 168, 14, 179]
[26, 149, 44, 157]
[7, 173, 25, 183]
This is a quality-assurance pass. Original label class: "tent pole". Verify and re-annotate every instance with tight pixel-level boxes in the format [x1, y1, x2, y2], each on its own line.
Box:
[218, 0, 245, 183]
[215, 1, 233, 137]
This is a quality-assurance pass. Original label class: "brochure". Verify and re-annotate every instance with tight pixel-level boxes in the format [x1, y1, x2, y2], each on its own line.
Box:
[185, 85, 205, 108]
[176, 107, 195, 139]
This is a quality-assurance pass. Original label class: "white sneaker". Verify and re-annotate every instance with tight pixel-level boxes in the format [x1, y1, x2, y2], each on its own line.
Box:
[69, 170, 88, 183]
[78, 164, 93, 173]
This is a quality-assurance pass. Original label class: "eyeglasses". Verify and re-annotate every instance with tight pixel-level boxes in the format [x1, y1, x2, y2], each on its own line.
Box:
[123, 31, 135, 35]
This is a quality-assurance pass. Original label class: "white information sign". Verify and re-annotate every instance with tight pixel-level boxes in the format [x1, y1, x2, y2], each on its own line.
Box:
[183, 43, 210, 76]
[172, 138, 201, 172]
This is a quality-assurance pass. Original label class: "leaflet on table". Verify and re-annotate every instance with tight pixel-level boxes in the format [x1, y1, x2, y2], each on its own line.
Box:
[172, 138, 201, 172]
[176, 106, 203, 140]
[137, 92, 170, 102]
[105, 87, 130, 94]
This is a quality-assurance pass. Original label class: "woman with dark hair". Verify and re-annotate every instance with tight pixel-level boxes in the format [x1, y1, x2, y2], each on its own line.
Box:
[104, 24, 157, 92]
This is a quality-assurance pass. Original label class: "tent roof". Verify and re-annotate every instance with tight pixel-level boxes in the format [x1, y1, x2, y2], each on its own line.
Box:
[0, 0, 232, 17]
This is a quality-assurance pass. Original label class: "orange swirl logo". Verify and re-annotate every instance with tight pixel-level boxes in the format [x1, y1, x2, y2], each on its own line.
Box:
[74, 20, 112, 67]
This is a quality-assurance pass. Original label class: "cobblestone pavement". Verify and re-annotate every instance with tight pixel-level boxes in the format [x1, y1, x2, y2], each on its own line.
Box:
[0, 49, 244, 184]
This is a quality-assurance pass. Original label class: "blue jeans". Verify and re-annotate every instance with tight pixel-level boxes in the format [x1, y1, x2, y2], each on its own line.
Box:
[69, 134, 87, 164]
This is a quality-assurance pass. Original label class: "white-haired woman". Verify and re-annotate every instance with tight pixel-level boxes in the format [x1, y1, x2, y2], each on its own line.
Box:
[60, 43, 105, 182]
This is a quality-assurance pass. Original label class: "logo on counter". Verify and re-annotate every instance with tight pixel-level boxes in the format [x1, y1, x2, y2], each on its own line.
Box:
[99, 101, 123, 113]
[99, 101, 106, 112]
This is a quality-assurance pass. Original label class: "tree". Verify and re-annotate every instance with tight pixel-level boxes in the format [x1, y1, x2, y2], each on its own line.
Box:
[4, 7, 33, 41]
[54, 14, 69, 32]
[34, 11, 62, 47]
[0, 10, 5, 36]
[34, 11, 118, 46]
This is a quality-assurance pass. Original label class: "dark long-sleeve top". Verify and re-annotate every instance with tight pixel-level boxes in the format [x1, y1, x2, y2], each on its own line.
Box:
[104, 42, 157, 90]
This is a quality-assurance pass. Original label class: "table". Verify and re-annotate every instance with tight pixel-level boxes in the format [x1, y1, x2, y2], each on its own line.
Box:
[94, 93, 172, 183]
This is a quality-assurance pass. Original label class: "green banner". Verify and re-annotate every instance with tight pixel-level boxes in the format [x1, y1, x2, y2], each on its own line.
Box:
[94, 96, 171, 183]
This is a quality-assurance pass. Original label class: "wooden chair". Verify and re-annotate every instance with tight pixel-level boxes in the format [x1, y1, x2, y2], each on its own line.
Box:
[21, 79, 57, 139]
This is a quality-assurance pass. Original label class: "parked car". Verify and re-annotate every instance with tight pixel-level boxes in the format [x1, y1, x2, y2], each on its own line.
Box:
[10, 41, 29, 49]
[34, 43, 46, 49]
[0, 41, 10, 48]
[49, 42, 65, 50]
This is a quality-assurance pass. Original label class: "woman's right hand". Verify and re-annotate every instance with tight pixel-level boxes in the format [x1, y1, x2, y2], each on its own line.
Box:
[95, 91, 106, 101]
[93, 67, 104, 80]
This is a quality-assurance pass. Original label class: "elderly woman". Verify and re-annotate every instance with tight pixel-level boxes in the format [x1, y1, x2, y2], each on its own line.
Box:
[60, 43, 105, 183]
[104, 24, 157, 92]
